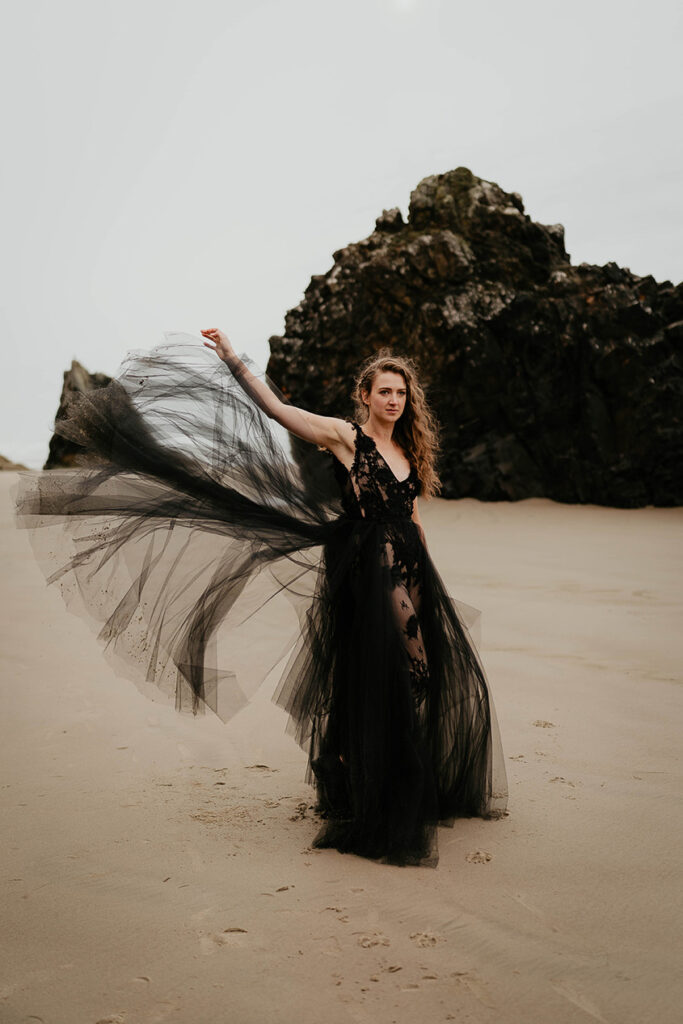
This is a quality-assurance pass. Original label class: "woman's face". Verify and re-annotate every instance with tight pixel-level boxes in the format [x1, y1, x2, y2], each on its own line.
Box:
[362, 370, 407, 425]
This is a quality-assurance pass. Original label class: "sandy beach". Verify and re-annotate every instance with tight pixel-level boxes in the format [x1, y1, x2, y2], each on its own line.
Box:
[1, 470, 681, 1024]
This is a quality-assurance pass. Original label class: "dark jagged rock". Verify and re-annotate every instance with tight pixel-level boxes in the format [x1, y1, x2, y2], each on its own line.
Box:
[267, 167, 683, 507]
[44, 361, 112, 469]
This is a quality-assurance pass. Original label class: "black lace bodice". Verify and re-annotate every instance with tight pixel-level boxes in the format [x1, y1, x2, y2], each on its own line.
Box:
[327, 419, 427, 708]
[331, 421, 419, 520]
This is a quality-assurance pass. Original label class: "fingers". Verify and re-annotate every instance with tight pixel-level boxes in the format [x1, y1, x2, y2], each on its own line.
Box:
[200, 327, 228, 359]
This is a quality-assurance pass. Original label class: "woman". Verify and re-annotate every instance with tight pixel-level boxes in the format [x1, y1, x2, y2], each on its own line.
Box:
[16, 329, 507, 867]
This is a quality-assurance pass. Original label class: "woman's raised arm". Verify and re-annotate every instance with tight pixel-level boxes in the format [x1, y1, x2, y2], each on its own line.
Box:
[201, 328, 353, 454]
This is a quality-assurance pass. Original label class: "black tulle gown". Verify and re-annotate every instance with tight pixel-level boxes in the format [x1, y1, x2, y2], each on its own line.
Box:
[15, 335, 507, 866]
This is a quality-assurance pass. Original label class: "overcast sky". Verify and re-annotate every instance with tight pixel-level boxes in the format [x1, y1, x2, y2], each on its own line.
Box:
[2, 0, 682, 466]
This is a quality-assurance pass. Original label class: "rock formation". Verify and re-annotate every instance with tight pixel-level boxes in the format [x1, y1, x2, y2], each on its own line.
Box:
[267, 167, 682, 507]
[44, 168, 681, 506]
[44, 361, 112, 469]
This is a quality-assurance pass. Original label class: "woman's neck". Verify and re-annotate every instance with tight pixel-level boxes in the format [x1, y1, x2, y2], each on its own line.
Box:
[363, 416, 396, 445]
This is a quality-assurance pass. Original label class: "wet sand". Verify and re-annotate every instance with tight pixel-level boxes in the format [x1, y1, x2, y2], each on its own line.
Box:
[1, 471, 681, 1024]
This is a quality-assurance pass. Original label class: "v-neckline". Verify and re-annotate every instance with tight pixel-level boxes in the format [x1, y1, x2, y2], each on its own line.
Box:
[358, 425, 413, 484]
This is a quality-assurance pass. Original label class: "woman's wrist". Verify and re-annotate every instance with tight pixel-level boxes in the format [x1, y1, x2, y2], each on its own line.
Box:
[221, 349, 250, 382]
[221, 348, 239, 367]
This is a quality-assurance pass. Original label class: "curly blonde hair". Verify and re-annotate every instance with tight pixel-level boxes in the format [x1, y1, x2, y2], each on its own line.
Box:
[351, 349, 441, 499]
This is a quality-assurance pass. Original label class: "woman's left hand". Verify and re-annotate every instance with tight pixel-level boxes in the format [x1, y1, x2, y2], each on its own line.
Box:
[201, 328, 234, 362]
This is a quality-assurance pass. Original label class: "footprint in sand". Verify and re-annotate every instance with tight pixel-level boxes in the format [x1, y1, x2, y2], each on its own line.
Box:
[199, 927, 248, 954]
[465, 850, 492, 864]
[532, 720, 556, 728]
[323, 906, 351, 922]
[410, 931, 441, 947]
[357, 932, 390, 948]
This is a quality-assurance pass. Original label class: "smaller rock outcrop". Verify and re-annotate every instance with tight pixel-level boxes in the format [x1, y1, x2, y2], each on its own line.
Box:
[0, 454, 28, 471]
[44, 361, 112, 469]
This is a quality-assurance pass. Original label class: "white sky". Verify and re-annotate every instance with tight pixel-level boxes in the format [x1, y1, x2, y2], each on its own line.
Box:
[2, 0, 682, 466]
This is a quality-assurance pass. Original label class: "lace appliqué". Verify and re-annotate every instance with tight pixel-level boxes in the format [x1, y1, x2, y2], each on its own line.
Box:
[330, 422, 428, 705]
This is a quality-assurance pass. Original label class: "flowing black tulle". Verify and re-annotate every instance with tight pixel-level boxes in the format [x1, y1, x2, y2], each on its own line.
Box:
[15, 334, 507, 866]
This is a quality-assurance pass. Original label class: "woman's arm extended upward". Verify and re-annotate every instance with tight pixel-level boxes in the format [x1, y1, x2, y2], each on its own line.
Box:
[201, 327, 354, 461]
